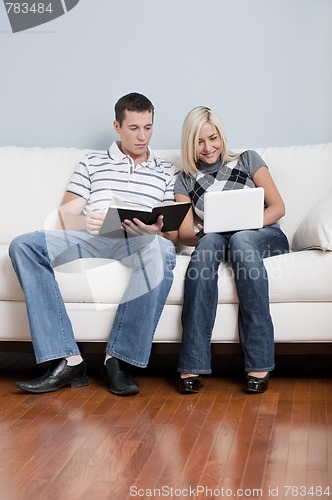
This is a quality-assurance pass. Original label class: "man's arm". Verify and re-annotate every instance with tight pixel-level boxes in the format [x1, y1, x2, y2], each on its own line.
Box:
[58, 192, 106, 235]
[59, 193, 177, 241]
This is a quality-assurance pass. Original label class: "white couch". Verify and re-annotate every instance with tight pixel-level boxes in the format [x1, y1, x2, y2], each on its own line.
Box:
[1, 143, 332, 354]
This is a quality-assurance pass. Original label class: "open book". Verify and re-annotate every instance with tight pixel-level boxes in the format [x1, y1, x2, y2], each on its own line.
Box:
[99, 200, 191, 237]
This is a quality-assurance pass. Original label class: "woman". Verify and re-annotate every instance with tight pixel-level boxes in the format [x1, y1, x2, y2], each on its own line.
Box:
[175, 107, 289, 394]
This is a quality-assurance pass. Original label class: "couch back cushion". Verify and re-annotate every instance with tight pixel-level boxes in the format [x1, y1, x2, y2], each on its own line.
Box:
[158, 143, 332, 246]
[1, 143, 331, 246]
[0, 146, 86, 244]
[255, 143, 332, 245]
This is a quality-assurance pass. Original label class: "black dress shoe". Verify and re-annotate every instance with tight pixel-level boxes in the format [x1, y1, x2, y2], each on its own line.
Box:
[100, 357, 139, 396]
[245, 373, 270, 394]
[16, 359, 89, 394]
[178, 375, 201, 394]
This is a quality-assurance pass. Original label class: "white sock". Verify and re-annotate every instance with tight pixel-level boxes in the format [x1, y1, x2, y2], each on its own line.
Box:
[65, 355, 83, 366]
[104, 353, 113, 365]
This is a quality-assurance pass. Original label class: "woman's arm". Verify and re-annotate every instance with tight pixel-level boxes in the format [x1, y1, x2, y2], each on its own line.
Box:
[253, 166, 286, 226]
[176, 194, 200, 246]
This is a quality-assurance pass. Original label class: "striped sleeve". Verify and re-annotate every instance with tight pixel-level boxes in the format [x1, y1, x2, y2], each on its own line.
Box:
[66, 155, 91, 200]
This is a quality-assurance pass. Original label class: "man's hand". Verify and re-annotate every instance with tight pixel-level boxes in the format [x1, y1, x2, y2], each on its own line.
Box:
[85, 211, 106, 235]
[122, 215, 164, 236]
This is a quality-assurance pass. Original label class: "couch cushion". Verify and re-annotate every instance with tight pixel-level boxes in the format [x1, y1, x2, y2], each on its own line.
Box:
[263, 250, 332, 302]
[158, 143, 332, 247]
[292, 190, 332, 251]
[1, 144, 332, 248]
[1, 245, 331, 304]
[0, 146, 87, 244]
[0, 245, 132, 303]
[0, 245, 26, 300]
[170, 251, 332, 304]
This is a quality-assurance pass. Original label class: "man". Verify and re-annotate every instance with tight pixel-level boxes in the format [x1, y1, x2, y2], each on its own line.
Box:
[9, 92, 178, 396]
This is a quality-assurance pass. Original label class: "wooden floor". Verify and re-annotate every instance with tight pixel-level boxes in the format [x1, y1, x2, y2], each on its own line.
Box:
[0, 353, 331, 500]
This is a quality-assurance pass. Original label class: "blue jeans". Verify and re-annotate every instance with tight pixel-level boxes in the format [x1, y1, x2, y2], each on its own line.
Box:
[178, 226, 289, 374]
[9, 230, 176, 367]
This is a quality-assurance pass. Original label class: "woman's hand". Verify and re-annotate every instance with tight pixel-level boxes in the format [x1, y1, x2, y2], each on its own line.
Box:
[195, 223, 205, 238]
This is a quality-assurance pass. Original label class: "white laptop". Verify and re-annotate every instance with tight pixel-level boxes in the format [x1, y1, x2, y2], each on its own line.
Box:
[203, 187, 264, 233]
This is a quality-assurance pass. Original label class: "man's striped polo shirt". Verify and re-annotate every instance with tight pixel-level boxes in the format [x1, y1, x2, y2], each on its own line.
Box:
[67, 141, 178, 214]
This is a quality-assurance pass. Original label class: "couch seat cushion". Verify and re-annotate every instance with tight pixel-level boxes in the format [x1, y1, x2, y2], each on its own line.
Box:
[1, 245, 331, 304]
[169, 251, 332, 303]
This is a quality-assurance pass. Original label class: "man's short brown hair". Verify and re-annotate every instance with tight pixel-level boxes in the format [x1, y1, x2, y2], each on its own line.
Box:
[114, 93, 154, 126]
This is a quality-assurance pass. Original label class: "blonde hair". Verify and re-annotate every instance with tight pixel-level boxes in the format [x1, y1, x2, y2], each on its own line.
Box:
[181, 106, 240, 176]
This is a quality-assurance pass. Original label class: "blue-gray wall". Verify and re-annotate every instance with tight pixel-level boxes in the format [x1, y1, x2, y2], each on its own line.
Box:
[0, 0, 331, 150]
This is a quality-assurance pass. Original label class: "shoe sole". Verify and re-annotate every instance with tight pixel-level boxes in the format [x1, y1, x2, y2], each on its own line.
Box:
[245, 387, 268, 394]
[100, 377, 139, 396]
[179, 390, 200, 394]
[109, 387, 139, 396]
[16, 376, 89, 394]
[245, 383, 269, 394]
